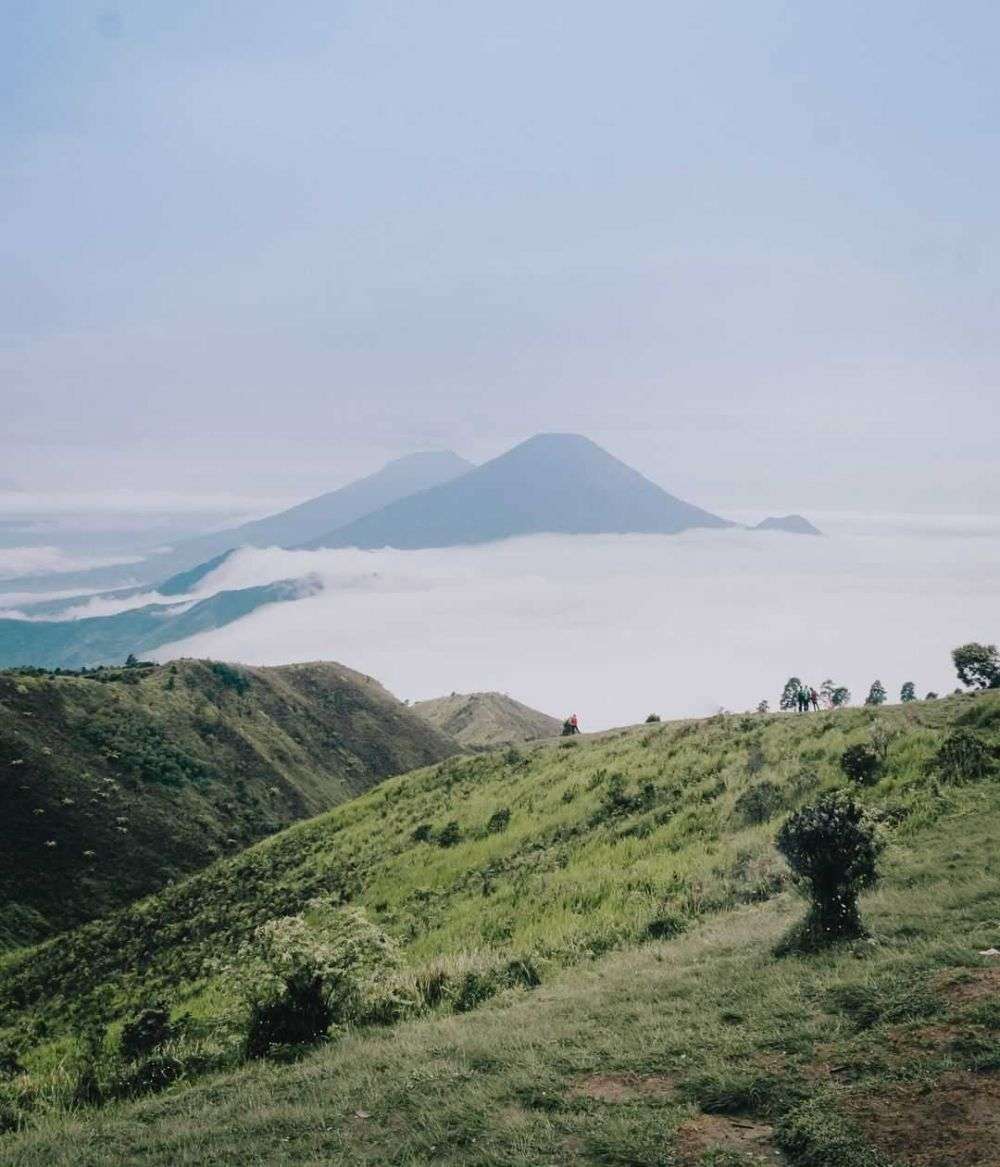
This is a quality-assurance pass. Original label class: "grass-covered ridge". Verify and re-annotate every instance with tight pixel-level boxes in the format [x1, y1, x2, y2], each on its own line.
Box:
[0, 659, 457, 947]
[2, 690, 999, 1164]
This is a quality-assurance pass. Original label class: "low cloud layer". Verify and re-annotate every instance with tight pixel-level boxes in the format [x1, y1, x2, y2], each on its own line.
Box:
[153, 516, 1000, 729]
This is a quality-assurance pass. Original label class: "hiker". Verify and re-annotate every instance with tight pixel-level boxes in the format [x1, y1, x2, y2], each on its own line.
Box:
[798, 687, 809, 713]
[810, 687, 820, 712]
[570, 712, 580, 734]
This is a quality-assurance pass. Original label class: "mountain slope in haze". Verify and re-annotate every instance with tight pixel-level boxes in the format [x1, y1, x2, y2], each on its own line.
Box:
[0, 576, 319, 670]
[413, 691, 563, 746]
[0, 659, 458, 947]
[0, 451, 473, 593]
[3, 692, 998, 1166]
[306, 433, 731, 549]
[755, 514, 822, 535]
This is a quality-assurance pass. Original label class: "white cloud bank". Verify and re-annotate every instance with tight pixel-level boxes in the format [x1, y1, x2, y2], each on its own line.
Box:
[151, 515, 1000, 730]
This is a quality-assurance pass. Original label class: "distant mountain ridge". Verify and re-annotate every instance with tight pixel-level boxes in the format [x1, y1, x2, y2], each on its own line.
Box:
[754, 514, 822, 535]
[0, 451, 473, 592]
[0, 576, 319, 669]
[306, 433, 731, 550]
[413, 691, 563, 747]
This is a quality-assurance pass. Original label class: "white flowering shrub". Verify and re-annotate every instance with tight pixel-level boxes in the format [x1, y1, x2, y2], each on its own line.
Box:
[231, 900, 399, 1057]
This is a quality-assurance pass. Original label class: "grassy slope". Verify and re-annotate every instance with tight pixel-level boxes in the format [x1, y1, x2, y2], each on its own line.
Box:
[0, 660, 457, 948]
[412, 691, 563, 747]
[3, 693, 999, 1164]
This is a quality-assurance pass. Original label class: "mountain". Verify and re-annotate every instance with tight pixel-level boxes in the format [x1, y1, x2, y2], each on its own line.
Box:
[413, 691, 563, 746]
[2, 690, 997, 1166]
[0, 576, 319, 670]
[305, 433, 731, 549]
[754, 514, 822, 535]
[0, 659, 458, 948]
[0, 451, 473, 593]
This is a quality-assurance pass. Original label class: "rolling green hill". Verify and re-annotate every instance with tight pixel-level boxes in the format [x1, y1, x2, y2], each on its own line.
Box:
[0, 660, 458, 948]
[412, 691, 562, 747]
[1, 690, 998, 1163]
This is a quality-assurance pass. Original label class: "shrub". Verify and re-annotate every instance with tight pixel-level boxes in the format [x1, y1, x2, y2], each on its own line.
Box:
[486, 807, 511, 834]
[644, 911, 687, 940]
[436, 820, 462, 847]
[119, 1005, 172, 1060]
[645, 713, 661, 723]
[776, 794, 882, 949]
[900, 681, 916, 702]
[233, 902, 399, 1058]
[864, 680, 886, 707]
[931, 729, 994, 784]
[734, 780, 783, 825]
[839, 743, 880, 786]
[0, 1041, 23, 1078]
[411, 823, 433, 843]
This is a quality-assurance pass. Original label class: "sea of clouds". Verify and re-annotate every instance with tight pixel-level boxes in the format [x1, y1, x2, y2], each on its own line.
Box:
[141, 513, 1000, 730]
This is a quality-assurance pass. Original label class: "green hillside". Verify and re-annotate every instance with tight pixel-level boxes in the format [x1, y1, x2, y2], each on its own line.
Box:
[0, 660, 458, 948]
[1, 690, 998, 1163]
[412, 691, 563, 747]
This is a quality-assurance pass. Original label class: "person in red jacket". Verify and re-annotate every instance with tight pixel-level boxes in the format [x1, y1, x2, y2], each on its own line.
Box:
[570, 713, 579, 733]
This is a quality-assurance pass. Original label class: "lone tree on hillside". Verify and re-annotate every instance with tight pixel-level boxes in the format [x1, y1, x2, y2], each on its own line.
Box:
[865, 679, 887, 706]
[780, 677, 803, 711]
[900, 681, 916, 703]
[820, 679, 851, 708]
[952, 643, 1000, 690]
[776, 794, 882, 949]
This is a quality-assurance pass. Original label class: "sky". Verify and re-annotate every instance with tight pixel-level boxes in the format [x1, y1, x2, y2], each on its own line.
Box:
[144, 516, 1000, 728]
[2, 1, 999, 519]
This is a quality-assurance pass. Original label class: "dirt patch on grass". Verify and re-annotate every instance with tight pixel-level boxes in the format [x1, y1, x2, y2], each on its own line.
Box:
[846, 1071, 1000, 1167]
[936, 965, 1000, 1005]
[675, 1114, 787, 1164]
[568, 1072, 678, 1103]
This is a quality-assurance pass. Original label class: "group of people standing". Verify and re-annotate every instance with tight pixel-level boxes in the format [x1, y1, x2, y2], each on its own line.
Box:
[796, 685, 820, 712]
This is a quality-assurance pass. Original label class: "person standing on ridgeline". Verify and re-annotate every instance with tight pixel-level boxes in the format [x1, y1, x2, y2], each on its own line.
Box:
[570, 712, 580, 734]
[796, 687, 805, 713]
[810, 687, 820, 712]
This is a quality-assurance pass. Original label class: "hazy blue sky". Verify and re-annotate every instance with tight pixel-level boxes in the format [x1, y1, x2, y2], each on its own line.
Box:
[2, 1, 998, 515]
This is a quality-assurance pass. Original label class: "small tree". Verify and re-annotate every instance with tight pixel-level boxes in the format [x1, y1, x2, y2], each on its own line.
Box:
[645, 713, 661, 723]
[756, 699, 769, 715]
[865, 680, 887, 706]
[776, 794, 882, 948]
[925, 691, 938, 700]
[952, 643, 1000, 689]
[900, 681, 916, 703]
[780, 677, 803, 711]
[820, 679, 850, 708]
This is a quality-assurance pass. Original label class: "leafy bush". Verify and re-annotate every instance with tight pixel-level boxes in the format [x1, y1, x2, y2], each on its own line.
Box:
[119, 1005, 172, 1061]
[733, 780, 782, 825]
[931, 729, 994, 783]
[864, 680, 887, 707]
[644, 911, 687, 940]
[645, 713, 661, 723]
[776, 794, 882, 949]
[411, 822, 433, 843]
[839, 743, 880, 786]
[486, 807, 511, 834]
[436, 820, 462, 847]
[232, 901, 399, 1058]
